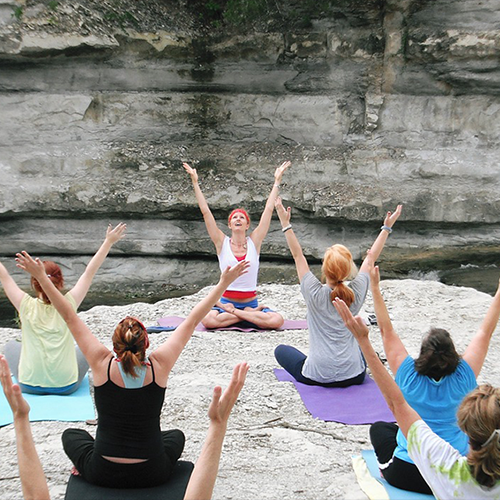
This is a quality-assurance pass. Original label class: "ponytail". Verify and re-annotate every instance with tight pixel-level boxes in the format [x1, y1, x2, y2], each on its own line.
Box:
[322, 244, 356, 307]
[112, 317, 149, 377]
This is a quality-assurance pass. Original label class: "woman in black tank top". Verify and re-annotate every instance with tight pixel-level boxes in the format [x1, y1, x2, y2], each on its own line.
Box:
[17, 251, 249, 489]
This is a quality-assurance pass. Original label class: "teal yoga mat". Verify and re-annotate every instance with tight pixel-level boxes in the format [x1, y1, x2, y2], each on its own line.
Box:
[0, 374, 95, 427]
[362, 450, 435, 500]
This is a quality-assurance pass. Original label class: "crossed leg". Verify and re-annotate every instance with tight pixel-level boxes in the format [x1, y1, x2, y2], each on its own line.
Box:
[202, 303, 284, 330]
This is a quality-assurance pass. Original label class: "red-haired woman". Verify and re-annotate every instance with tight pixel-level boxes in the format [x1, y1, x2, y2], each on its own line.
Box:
[1, 223, 126, 395]
[16, 251, 248, 489]
[274, 197, 402, 387]
[183, 161, 291, 330]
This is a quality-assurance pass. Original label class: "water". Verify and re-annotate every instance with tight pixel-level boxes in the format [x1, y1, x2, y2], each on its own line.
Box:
[0, 264, 497, 328]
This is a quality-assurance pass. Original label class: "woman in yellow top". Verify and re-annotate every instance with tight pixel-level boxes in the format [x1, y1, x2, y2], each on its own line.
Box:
[0, 223, 126, 394]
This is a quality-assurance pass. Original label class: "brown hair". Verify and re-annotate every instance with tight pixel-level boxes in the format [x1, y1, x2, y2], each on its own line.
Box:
[414, 328, 461, 380]
[457, 384, 500, 488]
[31, 261, 64, 304]
[322, 244, 357, 307]
[112, 317, 150, 377]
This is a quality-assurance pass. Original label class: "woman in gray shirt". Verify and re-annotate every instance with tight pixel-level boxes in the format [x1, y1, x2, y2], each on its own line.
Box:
[274, 198, 402, 387]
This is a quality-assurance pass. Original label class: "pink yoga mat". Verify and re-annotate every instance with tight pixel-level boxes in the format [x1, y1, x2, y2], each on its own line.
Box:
[274, 368, 395, 425]
[157, 316, 308, 332]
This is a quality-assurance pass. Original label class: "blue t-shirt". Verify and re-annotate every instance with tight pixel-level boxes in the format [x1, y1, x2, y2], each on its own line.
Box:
[394, 355, 477, 463]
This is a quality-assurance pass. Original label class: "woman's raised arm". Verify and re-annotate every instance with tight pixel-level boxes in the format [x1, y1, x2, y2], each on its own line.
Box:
[370, 265, 408, 374]
[250, 161, 291, 252]
[463, 275, 500, 377]
[0, 262, 25, 312]
[184, 362, 249, 500]
[334, 298, 420, 438]
[359, 205, 402, 273]
[151, 261, 250, 379]
[275, 197, 309, 282]
[15, 251, 109, 368]
[69, 223, 126, 307]
[183, 162, 225, 253]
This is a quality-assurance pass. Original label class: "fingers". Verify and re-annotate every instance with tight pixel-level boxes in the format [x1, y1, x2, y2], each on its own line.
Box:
[333, 298, 351, 324]
[0, 355, 12, 390]
[234, 260, 250, 275]
[224, 362, 249, 402]
[208, 385, 222, 417]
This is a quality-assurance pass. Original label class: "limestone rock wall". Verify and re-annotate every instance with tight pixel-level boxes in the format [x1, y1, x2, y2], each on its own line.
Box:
[1, 0, 500, 300]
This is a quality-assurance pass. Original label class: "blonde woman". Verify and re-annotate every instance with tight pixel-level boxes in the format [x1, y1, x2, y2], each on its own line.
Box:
[274, 197, 402, 387]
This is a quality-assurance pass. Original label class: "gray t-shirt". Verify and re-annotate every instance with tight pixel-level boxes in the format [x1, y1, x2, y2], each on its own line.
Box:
[300, 271, 370, 383]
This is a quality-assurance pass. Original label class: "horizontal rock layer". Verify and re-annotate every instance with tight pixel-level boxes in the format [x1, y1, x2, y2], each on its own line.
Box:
[1, 0, 500, 302]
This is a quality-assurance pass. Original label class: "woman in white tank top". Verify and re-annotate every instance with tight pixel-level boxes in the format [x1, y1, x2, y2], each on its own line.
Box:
[183, 160, 291, 330]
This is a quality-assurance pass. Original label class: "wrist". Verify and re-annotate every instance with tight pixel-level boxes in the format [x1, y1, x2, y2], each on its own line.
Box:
[380, 225, 392, 234]
[281, 224, 292, 233]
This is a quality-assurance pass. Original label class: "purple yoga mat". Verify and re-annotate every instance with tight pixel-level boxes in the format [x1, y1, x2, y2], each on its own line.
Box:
[157, 316, 307, 332]
[274, 368, 395, 425]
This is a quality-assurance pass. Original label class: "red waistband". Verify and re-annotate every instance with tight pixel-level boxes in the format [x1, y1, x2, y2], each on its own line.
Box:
[223, 290, 257, 300]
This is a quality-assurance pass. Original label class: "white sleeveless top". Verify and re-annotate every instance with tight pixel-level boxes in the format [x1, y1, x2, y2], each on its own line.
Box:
[218, 236, 259, 291]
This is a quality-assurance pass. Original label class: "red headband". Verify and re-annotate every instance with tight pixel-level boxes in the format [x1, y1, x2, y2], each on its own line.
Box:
[228, 208, 250, 225]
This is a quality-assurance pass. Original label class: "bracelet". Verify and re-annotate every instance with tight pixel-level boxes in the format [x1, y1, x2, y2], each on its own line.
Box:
[274, 183, 280, 188]
[282, 224, 292, 233]
[380, 225, 393, 234]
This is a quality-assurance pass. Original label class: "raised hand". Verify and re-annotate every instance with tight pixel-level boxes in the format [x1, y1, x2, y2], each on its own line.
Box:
[105, 222, 127, 245]
[220, 260, 250, 285]
[274, 161, 291, 184]
[183, 162, 199, 183]
[333, 298, 370, 342]
[0, 355, 30, 419]
[15, 251, 46, 280]
[208, 362, 249, 425]
[275, 197, 291, 226]
[384, 204, 403, 228]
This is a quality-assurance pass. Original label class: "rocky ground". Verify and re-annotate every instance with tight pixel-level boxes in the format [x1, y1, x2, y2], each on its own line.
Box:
[0, 278, 499, 499]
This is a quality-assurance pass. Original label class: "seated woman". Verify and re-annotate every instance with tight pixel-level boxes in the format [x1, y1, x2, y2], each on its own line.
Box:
[0, 353, 249, 500]
[183, 160, 291, 330]
[368, 265, 500, 494]
[16, 250, 248, 489]
[274, 197, 402, 387]
[1, 223, 126, 395]
[335, 297, 500, 500]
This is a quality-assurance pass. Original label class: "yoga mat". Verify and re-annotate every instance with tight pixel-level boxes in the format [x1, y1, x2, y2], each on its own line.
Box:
[157, 316, 308, 332]
[65, 461, 194, 500]
[0, 374, 95, 427]
[274, 369, 395, 425]
[355, 450, 435, 500]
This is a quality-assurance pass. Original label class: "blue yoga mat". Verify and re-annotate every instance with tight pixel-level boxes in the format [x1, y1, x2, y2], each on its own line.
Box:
[362, 450, 435, 500]
[0, 374, 95, 427]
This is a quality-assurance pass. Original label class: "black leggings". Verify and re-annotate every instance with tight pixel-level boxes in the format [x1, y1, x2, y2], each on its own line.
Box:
[369, 421, 433, 495]
[62, 428, 185, 489]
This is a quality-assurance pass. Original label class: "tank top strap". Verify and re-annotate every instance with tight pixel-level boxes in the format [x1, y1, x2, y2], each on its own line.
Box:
[149, 357, 156, 383]
[107, 356, 113, 380]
